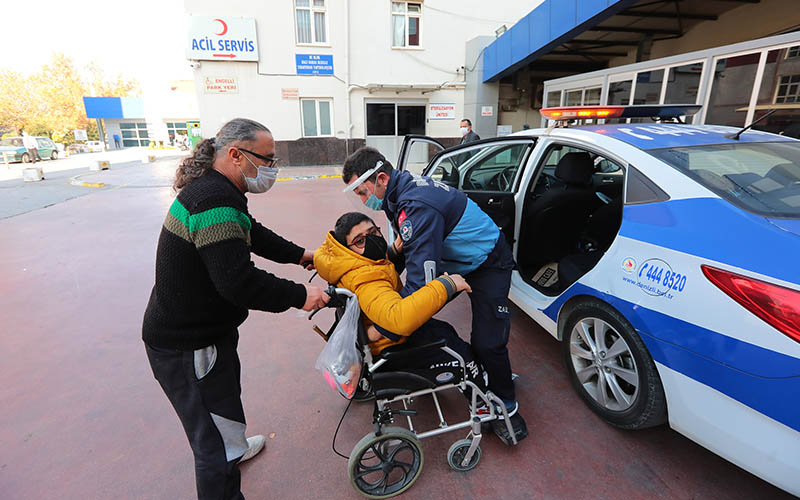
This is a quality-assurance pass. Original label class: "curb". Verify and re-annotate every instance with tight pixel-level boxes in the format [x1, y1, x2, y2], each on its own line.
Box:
[69, 173, 105, 188]
[275, 174, 342, 182]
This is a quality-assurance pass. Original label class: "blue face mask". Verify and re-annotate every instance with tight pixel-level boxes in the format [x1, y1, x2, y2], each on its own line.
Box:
[364, 184, 383, 210]
[365, 193, 383, 211]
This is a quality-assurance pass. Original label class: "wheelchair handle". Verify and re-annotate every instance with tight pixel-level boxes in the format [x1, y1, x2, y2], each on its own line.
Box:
[307, 286, 356, 321]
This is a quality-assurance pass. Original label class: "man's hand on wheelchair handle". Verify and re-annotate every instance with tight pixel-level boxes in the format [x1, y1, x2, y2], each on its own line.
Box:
[299, 249, 315, 270]
[302, 284, 330, 311]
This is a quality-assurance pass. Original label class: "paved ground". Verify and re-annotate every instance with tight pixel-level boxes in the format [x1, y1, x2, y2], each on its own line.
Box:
[0, 161, 793, 499]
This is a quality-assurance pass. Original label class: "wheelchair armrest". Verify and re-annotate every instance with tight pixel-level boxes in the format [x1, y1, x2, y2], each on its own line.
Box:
[379, 338, 447, 362]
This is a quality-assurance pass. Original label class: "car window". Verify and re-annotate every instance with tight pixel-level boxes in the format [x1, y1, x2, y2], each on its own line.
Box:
[1, 138, 23, 147]
[649, 142, 800, 218]
[531, 145, 623, 195]
[428, 141, 532, 192]
[36, 138, 50, 148]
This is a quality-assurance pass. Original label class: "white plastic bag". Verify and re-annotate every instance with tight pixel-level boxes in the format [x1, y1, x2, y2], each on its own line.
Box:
[315, 293, 363, 399]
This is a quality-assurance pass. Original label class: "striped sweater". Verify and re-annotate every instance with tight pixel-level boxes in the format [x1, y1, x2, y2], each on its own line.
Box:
[142, 170, 307, 350]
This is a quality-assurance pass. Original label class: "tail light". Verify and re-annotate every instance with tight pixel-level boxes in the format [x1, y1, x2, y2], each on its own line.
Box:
[702, 265, 800, 344]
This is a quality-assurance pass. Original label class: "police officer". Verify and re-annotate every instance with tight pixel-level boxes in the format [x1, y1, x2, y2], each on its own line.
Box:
[143, 118, 329, 499]
[342, 147, 527, 443]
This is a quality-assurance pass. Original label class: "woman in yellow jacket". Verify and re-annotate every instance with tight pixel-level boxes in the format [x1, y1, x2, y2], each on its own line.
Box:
[314, 212, 485, 388]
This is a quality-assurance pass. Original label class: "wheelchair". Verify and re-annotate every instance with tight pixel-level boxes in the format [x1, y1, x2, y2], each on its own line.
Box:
[311, 287, 524, 499]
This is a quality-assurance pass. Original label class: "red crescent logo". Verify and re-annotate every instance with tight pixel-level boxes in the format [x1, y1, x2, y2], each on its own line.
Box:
[214, 18, 228, 36]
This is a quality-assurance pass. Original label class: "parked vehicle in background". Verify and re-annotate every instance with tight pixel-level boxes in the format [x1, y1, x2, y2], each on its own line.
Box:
[87, 141, 105, 152]
[0, 136, 59, 162]
[67, 143, 90, 154]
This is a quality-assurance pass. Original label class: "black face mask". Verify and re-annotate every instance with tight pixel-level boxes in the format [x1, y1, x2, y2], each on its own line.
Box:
[362, 234, 388, 261]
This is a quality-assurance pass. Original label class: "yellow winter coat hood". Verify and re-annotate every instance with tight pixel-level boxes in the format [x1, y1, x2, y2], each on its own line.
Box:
[314, 232, 454, 353]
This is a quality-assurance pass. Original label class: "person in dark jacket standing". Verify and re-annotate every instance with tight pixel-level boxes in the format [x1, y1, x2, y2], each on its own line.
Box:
[142, 118, 329, 500]
[459, 118, 480, 144]
[341, 147, 527, 445]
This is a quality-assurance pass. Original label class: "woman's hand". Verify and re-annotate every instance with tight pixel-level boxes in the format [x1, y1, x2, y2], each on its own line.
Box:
[445, 273, 472, 293]
[366, 325, 383, 342]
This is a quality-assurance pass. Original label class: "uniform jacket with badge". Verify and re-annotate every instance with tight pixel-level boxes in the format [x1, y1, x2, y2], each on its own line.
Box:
[314, 232, 457, 355]
[383, 168, 500, 297]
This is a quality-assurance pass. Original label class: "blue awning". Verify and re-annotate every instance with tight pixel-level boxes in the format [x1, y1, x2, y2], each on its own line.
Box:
[483, 0, 639, 82]
[83, 97, 145, 119]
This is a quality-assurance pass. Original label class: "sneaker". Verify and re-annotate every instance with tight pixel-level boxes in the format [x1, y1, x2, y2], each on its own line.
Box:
[238, 435, 266, 463]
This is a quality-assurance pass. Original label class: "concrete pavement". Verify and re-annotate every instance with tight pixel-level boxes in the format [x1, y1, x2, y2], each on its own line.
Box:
[0, 167, 793, 499]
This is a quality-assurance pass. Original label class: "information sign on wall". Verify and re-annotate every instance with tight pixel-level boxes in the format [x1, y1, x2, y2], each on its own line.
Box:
[429, 103, 456, 120]
[481, 106, 494, 117]
[204, 76, 239, 94]
[296, 54, 334, 75]
[187, 17, 259, 62]
[281, 88, 299, 100]
[496, 125, 512, 137]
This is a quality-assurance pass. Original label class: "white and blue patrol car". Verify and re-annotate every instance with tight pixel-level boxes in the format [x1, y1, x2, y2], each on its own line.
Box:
[396, 105, 800, 495]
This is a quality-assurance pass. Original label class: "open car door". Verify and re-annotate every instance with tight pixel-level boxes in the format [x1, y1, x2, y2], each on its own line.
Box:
[396, 134, 446, 175]
[417, 137, 537, 244]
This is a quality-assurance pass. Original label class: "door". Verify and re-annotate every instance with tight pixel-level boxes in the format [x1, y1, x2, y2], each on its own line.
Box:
[397, 136, 537, 245]
[365, 102, 426, 166]
[36, 138, 54, 157]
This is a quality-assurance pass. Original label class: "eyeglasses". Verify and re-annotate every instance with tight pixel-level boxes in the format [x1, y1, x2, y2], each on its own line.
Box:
[348, 226, 382, 249]
[238, 147, 279, 168]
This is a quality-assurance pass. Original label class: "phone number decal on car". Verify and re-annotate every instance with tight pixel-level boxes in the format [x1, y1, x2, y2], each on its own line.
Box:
[620, 258, 687, 299]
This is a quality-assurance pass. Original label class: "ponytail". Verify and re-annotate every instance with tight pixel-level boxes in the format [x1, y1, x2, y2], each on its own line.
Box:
[173, 138, 216, 190]
[172, 118, 270, 191]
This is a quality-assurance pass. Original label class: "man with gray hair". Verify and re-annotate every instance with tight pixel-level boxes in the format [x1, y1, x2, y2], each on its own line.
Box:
[142, 118, 329, 499]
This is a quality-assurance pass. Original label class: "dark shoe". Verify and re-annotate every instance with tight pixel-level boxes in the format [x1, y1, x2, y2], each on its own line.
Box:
[491, 413, 528, 446]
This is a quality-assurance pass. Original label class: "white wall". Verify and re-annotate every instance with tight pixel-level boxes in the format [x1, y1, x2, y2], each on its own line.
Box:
[185, 0, 532, 141]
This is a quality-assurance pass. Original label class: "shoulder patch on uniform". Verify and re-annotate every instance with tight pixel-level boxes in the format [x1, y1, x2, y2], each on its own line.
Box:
[398, 209, 407, 226]
[400, 218, 413, 242]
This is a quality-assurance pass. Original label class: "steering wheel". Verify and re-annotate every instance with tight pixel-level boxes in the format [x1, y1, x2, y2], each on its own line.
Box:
[497, 167, 516, 191]
[540, 171, 558, 191]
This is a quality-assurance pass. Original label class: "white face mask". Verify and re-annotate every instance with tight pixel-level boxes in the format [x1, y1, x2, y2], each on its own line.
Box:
[239, 153, 278, 194]
[460, 127, 469, 136]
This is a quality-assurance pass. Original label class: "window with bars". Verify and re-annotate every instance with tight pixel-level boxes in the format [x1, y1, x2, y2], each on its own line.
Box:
[166, 122, 188, 143]
[392, 2, 421, 48]
[295, 0, 327, 45]
[119, 122, 150, 147]
[775, 74, 800, 103]
[301, 99, 333, 137]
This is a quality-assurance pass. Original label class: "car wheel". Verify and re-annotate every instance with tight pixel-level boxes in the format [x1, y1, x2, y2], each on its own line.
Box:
[562, 301, 666, 429]
[50, 151, 58, 160]
[21, 152, 30, 163]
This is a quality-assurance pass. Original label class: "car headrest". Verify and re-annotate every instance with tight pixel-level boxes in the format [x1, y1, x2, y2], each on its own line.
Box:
[555, 152, 594, 185]
[766, 163, 800, 186]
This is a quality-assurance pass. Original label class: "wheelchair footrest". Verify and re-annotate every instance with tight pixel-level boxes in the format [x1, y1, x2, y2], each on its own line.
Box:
[491, 414, 528, 446]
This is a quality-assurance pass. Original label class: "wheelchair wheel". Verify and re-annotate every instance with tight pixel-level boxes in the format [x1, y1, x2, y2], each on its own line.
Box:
[447, 439, 481, 472]
[348, 426, 423, 499]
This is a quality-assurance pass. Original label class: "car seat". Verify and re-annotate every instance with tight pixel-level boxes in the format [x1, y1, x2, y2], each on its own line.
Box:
[519, 152, 602, 275]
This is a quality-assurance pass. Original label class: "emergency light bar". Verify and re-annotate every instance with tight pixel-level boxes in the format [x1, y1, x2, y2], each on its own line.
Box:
[540, 104, 702, 121]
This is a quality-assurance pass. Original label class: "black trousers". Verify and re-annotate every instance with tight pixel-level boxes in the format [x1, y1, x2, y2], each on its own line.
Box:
[145, 335, 248, 500]
[27, 148, 41, 162]
[465, 233, 516, 402]
[381, 318, 486, 392]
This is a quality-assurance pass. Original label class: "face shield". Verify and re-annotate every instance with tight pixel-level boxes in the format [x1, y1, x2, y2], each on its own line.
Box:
[343, 160, 384, 212]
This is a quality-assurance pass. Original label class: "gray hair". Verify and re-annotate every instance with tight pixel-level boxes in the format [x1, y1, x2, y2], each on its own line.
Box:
[173, 118, 271, 190]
